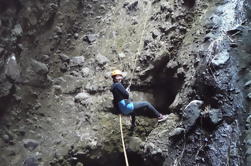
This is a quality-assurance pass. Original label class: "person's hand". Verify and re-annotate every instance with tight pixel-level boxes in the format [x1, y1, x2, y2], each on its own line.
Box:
[126, 87, 130, 93]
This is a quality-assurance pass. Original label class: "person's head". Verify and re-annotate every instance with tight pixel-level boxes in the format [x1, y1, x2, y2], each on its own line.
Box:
[111, 69, 123, 83]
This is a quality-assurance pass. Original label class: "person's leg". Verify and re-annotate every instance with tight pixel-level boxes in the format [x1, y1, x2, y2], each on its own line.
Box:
[133, 101, 161, 117]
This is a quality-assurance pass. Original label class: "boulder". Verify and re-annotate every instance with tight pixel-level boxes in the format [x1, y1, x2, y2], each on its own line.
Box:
[247, 93, 251, 100]
[83, 34, 97, 43]
[169, 127, 185, 138]
[124, 1, 138, 11]
[12, 24, 23, 36]
[183, 100, 204, 131]
[23, 156, 38, 166]
[81, 67, 90, 77]
[31, 59, 49, 75]
[70, 56, 85, 67]
[128, 137, 144, 152]
[23, 139, 39, 151]
[211, 51, 230, 68]
[208, 109, 222, 125]
[95, 53, 109, 66]
[59, 54, 70, 62]
[5, 54, 20, 82]
[74, 92, 91, 105]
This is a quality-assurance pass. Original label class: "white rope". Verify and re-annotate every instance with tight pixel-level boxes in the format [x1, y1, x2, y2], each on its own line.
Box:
[118, 2, 152, 166]
[120, 115, 129, 166]
[128, 1, 152, 89]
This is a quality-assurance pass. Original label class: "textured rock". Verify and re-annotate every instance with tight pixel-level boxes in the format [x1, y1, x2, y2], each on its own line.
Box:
[128, 136, 144, 152]
[247, 93, 251, 100]
[31, 59, 49, 75]
[208, 109, 222, 125]
[12, 24, 23, 36]
[70, 56, 85, 67]
[23, 156, 38, 166]
[183, 100, 204, 131]
[59, 54, 70, 62]
[244, 80, 251, 88]
[211, 51, 230, 68]
[5, 54, 20, 82]
[23, 139, 39, 151]
[83, 34, 97, 43]
[81, 67, 90, 77]
[169, 127, 185, 137]
[95, 53, 109, 66]
[74, 92, 90, 102]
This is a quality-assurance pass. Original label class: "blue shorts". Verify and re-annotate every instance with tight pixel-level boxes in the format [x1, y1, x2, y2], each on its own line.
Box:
[118, 99, 134, 115]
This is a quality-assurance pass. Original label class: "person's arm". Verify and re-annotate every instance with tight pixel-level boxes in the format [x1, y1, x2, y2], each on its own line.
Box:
[116, 83, 129, 98]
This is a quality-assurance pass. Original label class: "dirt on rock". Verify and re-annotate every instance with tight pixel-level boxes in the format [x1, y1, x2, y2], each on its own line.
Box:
[0, 0, 251, 166]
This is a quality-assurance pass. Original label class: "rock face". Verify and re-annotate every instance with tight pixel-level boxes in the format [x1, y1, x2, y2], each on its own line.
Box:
[183, 100, 203, 131]
[0, 0, 249, 166]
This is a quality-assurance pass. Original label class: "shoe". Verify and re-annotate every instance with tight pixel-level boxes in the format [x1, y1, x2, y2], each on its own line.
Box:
[158, 115, 169, 122]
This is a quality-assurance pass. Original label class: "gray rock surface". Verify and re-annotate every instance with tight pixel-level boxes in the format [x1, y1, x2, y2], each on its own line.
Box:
[5, 54, 20, 82]
[23, 139, 39, 151]
[70, 56, 85, 67]
[31, 59, 49, 75]
[211, 51, 230, 68]
[183, 100, 204, 131]
[95, 53, 109, 66]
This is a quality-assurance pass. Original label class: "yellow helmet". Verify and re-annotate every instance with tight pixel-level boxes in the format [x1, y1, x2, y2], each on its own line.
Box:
[111, 69, 123, 77]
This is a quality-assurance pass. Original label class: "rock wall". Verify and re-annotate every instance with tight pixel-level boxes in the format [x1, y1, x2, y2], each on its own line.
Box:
[0, 0, 250, 166]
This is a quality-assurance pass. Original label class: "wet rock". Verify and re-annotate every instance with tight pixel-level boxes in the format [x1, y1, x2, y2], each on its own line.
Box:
[245, 80, 251, 88]
[23, 156, 38, 166]
[70, 56, 85, 67]
[59, 54, 70, 62]
[247, 93, 251, 100]
[183, 100, 204, 131]
[81, 67, 90, 77]
[5, 54, 20, 82]
[31, 59, 49, 75]
[211, 51, 230, 68]
[208, 109, 222, 125]
[95, 53, 109, 66]
[12, 24, 23, 36]
[83, 34, 97, 43]
[169, 127, 185, 138]
[23, 139, 39, 151]
[128, 136, 144, 152]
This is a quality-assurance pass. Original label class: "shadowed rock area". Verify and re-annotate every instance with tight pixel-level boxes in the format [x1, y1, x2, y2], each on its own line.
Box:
[0, 0, 250, 166]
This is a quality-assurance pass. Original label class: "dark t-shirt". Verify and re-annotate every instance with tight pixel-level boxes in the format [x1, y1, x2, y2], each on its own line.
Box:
[110, 82, 129, 105]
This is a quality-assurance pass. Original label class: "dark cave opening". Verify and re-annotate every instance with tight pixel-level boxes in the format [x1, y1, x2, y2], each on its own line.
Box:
[183, 0, 196, 8]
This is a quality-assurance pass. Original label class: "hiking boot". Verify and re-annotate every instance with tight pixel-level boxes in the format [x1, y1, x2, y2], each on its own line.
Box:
[158, 115, 169, 122]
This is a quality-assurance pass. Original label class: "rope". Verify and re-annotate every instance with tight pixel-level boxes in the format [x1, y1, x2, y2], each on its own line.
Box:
[128, 1, 152, 89]
[120, 114, 129, 166]
[118, 2, 152, 166]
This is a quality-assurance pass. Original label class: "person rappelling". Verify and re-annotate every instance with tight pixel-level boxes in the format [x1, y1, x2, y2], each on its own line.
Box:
[110, 69, 169, 128]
